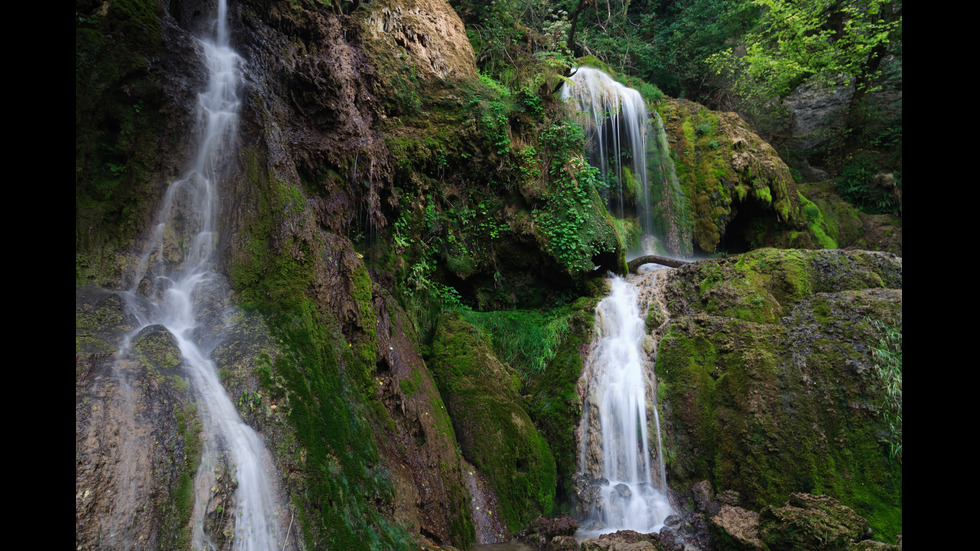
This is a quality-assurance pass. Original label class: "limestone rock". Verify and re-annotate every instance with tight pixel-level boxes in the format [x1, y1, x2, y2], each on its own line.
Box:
[709, 505, 762, 550]
[657, 249, 902, 542]
[783, 79, 855, 153]
[758, 493, 870, 550]
[361, 0, 477, 82]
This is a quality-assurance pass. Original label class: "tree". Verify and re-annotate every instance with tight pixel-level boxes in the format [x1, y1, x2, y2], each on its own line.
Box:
[709, 0, 902, 102]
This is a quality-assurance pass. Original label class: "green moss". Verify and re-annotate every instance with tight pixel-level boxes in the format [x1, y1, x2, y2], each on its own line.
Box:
[429, 313, 558, 532]
[76, 0, 169, 286]
[798, 191, 839, 249]
[658, 250, 902, 542]
[464, 296, 600, 506]
[754, 184, 772, 204]
[224, 140, 423, 549]
[161, 402, 201, 550]
[654, 99, 805, 253]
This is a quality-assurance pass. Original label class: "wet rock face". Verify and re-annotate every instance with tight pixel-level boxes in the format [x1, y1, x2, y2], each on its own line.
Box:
[371, 287, 477, 546]
[75, 0, 208, 287]
[573, 473, 609, 524]
[75, 290, 198, 550]
[657, 248, 903, 542]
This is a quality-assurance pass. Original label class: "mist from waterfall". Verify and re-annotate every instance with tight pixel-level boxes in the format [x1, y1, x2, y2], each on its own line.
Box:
[115, 2, 288, 549]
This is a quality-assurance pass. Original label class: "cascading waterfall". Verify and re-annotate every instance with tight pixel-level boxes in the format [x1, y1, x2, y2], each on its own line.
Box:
[561, 67, 653, 241]
[575, 273, 672, 537]
[117, 2, 288, 549]
[563, 66, 678, 537]
[561, 66, 692, 257]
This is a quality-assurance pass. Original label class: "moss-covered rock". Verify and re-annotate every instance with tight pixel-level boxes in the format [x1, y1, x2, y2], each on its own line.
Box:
[75, 288, 201, 549]
[656, 99, 809, 254]
[759, 494, 871, 551]
[798, 181, 902, 255]
[429, 312, 558, 532]
[75, 0, 199, 286]
[657, 249, 902, 542]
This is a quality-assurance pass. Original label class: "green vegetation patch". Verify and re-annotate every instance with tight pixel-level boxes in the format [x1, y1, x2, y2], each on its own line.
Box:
[658, 250, 902, 541]
[463, 294, 602, 506]
[76, 0, 172, 285]
[429, 313, 557, 532]
[655, 99, 805, 253]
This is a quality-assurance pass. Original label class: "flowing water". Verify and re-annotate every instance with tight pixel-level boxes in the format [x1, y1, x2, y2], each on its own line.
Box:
[575, 272, 673, 538]
[116, 3, 288, 549]
[563, 66, 680, 537]
[561, 66, 692, 257]
[562, 67, 653, 238]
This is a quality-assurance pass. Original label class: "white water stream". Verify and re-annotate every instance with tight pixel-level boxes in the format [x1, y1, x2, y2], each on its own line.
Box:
[561, 65, 692, 258]
[561, 66, 653, 240]
[117, 3, 287, 549]
[563, 66, 678, 537]
[576, 273, 673, 537]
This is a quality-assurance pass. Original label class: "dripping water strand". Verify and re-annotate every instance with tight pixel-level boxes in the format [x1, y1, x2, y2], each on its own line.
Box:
[114, 2, 287, 549]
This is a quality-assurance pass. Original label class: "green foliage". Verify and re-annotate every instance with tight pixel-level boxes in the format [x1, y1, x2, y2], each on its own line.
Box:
[471, 73, 515, 154]
[453, 0, 575, 77]
[533, 156, 615, 274]
[638, 0, 760, 99]
[835, 153, 900, 214]
[871, 319, 902, 462]
[461, 308, 570, 383]
[710, 0, 901, 101]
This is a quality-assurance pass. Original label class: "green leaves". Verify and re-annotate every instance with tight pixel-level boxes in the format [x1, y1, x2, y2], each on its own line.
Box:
[871, 318, 902, 461]
[710, 0, 902, 101]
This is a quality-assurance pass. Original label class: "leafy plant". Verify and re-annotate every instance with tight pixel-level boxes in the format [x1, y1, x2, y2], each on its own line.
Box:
[461, 308, 571, 383]
[710, 0, 901, 101]
[835, 153, 899, 214]
[871, 319, 902, 461]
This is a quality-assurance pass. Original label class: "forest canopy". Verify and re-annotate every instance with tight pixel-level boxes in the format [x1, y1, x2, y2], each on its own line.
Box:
[449, 0, 902, 108]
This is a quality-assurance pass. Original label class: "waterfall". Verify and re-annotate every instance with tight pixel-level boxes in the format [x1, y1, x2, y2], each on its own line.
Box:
[575, 272, 672, 537]
[117, 2, 288, 549]
[561, 66, 691, 257]
[561, 67, 653, 246]
[563, 68, 677, 537]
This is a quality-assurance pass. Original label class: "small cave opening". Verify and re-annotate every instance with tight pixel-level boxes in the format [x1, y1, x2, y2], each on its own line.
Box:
[717, 198, 780, 254]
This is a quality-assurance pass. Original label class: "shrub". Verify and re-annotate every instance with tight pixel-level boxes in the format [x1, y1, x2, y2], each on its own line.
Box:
[835, 154, 899, 215]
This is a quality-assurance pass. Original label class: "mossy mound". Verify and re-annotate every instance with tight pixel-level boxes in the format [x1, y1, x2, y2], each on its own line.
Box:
[462, 292, 604, 507]
[798, 181, 902, 255]
[657, 249, 902, 542]
[759, 494, 871, 551]
[429, 312, 558, 532]
[656, 99, 808, 254]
